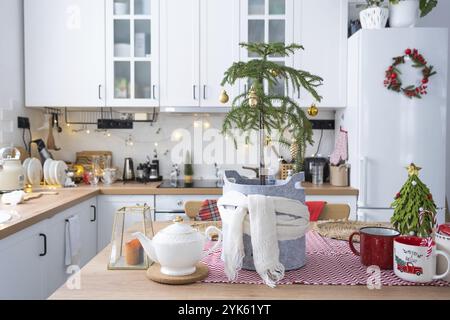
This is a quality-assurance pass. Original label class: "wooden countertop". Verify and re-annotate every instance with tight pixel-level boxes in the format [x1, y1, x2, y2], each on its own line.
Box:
[0, 187, 100, 240]
[0, 182, 357, 240]
[49, 221, 449, 300]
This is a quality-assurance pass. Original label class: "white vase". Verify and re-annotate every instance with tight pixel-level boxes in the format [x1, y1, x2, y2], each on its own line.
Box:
[359, 6, 389, 29]
[389, 0, 419, 28]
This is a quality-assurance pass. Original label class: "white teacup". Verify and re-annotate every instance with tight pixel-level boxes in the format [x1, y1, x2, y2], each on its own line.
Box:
[394, 236, 450, 283]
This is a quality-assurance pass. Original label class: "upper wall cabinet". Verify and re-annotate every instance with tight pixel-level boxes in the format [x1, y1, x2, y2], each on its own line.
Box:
[105, 0, 160, 107]
[159, 0, 240, 109]
[294, 0, 348, 108]
[24, 0, 106, 108]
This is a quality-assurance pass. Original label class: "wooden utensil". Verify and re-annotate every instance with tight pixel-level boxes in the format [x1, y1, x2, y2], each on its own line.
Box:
[46, 115, 57, 150]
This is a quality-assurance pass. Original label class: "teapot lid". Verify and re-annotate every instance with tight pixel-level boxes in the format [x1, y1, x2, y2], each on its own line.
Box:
[159, 216, 196, 235]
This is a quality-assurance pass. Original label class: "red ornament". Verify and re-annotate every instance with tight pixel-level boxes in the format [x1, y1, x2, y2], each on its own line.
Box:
[390, 73, 397, 79]
[422, 78, 428, 84]
[405, 48, 412, 55]
[428, 194, 433, 200]
[395, 192, 401, 199]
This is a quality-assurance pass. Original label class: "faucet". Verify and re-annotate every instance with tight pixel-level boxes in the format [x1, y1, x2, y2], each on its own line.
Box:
[242, 166, 259, 178]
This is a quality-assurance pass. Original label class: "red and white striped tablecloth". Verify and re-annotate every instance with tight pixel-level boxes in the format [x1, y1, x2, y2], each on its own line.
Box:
[200, 231, 450, 287]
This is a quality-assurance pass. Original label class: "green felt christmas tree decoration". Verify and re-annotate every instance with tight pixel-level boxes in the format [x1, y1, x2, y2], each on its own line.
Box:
[220, 43, 323, 183]
[391, 163, 437, 237]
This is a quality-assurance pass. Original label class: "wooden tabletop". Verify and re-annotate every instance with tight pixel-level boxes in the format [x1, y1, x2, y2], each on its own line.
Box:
[49, 222, 450, 300]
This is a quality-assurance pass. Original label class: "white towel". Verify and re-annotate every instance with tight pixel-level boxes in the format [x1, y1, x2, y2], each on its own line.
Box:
[65, 215, 81, 267]
[218, 191, 310, 287]
[217, 191, 248, 281]
[248, 194, 285, 288]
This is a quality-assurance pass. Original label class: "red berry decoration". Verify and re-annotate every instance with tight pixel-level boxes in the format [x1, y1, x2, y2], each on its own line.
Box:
[395, 192, 401, 199]
[428, 194, 433, 200]
[384, 48, 436, 99]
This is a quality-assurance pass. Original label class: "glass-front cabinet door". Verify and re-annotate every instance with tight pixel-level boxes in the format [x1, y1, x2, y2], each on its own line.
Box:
[240, 0, 294, 98]
[106, 0, 159, 107]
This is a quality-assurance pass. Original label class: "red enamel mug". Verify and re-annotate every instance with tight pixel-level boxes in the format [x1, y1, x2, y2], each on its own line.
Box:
[349, 227, 400, 270]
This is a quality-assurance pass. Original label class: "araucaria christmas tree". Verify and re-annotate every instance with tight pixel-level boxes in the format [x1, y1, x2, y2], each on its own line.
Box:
[391, 163, 437, 237]
[220, 43, 323, 183]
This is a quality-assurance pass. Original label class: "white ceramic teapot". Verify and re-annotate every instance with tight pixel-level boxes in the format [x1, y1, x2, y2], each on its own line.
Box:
[133, 216, 222, 276]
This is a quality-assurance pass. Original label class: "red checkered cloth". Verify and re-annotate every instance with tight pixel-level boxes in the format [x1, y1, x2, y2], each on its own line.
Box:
[200, 231, 450, 287]
[195, 199, 221, 221]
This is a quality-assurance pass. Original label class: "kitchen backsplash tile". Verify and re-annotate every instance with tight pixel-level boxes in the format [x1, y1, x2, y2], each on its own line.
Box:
[29, 111, 335, 179]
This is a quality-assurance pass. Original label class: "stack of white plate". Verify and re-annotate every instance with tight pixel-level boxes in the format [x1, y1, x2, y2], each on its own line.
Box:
[43, 159, 68, 186]
[22, 157, 43, 186]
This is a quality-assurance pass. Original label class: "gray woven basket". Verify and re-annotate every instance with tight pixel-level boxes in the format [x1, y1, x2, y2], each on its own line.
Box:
[222, 170, 307, 271]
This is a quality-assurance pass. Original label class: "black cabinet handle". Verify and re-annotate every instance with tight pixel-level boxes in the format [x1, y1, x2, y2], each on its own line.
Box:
[203, 85, 206, 100]
[98, 84, 102, 100]
[193, 85, 197, 100]
[90, 205, 97, 222]
[39, 233, 47, 257]
[152, 85, 156, 99]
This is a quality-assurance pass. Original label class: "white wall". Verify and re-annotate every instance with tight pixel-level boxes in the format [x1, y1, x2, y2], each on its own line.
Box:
[417, 1, 450, 216]
[0, 0, 28, 147]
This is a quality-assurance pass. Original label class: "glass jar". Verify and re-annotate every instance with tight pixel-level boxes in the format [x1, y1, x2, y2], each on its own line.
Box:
[90, 155, 100, 186]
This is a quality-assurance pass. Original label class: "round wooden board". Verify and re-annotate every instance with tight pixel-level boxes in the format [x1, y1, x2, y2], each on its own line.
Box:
[146, 263, 209, 285]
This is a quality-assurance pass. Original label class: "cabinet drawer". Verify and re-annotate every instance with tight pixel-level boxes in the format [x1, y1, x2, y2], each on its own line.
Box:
[155, 195, 219, 211]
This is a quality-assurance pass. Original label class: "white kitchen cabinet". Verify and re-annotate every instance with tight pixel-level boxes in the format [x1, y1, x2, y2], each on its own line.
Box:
[44, 198, 98, 297]
[97, 195, 155, 251]
[0, 221, 47, 299]
[199, 0, 240, 108]
[24, 0, 105, 107]
[294, 0, 347, 108]
[240, 0, 294, 97]
[160, 0, 200, 107]
[105, 0, 160, 107]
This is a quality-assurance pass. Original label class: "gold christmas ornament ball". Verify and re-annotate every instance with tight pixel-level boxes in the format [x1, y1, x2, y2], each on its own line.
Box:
[219, 89, 229, 104]
[269, 69, 279, 77]
[307, 103, 319, 117]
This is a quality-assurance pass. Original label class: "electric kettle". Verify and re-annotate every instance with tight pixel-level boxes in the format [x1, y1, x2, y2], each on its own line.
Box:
[0, 147, 25, 193]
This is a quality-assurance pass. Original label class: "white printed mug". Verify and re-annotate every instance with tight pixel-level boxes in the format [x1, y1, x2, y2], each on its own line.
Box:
[393, 236, 450, 283]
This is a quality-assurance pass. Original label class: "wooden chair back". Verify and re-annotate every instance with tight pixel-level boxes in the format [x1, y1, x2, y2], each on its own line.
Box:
[184, 201, 351, 221]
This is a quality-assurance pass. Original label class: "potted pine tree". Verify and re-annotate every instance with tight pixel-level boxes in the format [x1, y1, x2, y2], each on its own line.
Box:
[219, 42, 323, 271]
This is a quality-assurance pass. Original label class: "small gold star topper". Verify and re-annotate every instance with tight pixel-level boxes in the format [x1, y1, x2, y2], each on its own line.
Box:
[406, 163, 422, 176]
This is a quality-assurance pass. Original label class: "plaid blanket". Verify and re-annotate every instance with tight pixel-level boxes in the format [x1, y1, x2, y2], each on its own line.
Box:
[195, 199, 221, 221]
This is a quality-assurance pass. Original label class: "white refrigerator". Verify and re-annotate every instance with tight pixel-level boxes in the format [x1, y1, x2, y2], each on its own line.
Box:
[338, 28, 448, 224]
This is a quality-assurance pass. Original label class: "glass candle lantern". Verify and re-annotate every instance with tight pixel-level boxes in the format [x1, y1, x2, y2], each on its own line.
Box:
[108, 204, 154, 270]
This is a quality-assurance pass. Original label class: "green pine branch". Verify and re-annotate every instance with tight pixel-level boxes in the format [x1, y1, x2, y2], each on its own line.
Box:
[220, 42, 323, 172]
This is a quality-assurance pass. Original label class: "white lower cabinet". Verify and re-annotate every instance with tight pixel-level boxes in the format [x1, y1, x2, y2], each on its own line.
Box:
[0, 197, 98, 299]
[44, 198, 97, 297]
[0, 220, 47, 299]
[97, 195, 155, 252]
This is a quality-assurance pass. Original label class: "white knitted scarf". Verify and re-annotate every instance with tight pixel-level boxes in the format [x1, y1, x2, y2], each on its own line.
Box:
[218, 191, 310, 288]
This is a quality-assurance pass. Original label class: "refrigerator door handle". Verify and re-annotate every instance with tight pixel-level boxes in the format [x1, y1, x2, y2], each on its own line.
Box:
[358, 156, 368, 208]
